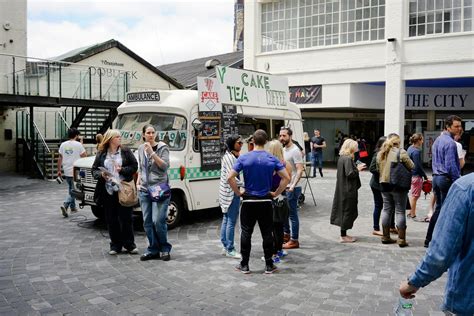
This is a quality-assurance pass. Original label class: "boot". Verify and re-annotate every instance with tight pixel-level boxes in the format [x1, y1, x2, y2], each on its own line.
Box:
[319, 168, 323, 177]
[397, 227, 409, 248]
[381, 226, 396, 244]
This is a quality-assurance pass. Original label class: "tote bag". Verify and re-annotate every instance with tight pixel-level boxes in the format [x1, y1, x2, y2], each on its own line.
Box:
[389, 150, 412, 191]
[118, 178, 138, 207]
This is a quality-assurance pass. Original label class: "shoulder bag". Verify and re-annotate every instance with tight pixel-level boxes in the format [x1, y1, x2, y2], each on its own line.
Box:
[118, 178, 138, 207]
[145, 145, 171, 202]
[389, 149, 412, 191]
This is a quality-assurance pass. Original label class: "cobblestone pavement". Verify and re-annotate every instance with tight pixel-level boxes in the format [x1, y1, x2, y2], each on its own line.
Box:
[0, 169, 447, 315]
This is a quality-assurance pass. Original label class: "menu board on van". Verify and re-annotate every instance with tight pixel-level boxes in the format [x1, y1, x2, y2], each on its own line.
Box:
[200, 139, 221, 171]
[222, 104, 239, 145]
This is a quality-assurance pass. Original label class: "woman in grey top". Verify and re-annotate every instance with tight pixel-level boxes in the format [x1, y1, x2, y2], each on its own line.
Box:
[136, 124, 172, 261]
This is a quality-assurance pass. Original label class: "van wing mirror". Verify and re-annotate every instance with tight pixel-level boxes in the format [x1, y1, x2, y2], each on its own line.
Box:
[192, 118, 203, 131]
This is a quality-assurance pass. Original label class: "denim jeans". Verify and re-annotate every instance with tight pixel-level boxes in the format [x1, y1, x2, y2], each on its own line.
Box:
[381, 190, 408, 229]
[371, 186, 383, 231]
[220, 194, 240, 252]
[312, 151, 323, 170]
[139, 191, 172, 254]
[425, 175, 452, 245]
[103, 192, 135, 252]
[284, 186, 302, 240]
[64, 176, 76, 209]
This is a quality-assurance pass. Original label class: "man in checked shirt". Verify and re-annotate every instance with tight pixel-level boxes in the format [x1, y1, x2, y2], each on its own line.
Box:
[424, 115, 462, 248]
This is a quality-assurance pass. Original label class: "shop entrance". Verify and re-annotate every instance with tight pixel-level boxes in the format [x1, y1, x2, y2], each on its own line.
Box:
[349, 120, 384, 153]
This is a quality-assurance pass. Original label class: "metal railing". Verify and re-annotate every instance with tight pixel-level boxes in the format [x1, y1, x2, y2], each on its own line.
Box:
[1, 53, 130, 102]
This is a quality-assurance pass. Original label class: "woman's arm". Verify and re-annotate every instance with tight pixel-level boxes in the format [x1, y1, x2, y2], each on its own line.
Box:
[91, 152, 103, 180]
[120, 148, 138, 178]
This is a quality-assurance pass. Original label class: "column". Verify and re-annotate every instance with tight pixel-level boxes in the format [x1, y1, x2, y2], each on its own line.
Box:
[384, 0, 405, 145]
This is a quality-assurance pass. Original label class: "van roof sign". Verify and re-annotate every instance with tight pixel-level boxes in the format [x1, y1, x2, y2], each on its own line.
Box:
[127, 91, 160, 102]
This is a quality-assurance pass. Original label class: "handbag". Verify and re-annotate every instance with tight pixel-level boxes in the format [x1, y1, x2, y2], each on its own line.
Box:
[147, 182, 171, 202]
[272, 196, 289, 223]
[422, 179, 432, 198]
[389, 149, 412, 191]
[359, 143, 368, 158]
[118, 178, 138, 207]
[144, 145, 171, 202]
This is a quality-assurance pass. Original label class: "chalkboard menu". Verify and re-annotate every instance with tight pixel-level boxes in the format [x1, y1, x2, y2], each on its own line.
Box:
[222, 104, 239, 144]
[200, 139, 221, 171]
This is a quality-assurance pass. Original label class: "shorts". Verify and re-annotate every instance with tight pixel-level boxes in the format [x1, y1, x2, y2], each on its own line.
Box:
[410, 176, 423, 198]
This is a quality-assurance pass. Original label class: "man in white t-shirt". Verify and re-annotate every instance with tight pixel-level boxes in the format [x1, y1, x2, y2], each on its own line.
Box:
[454, 128, 466, 169]
[58, 128, 87, 217]
[279, 127, 304, 249]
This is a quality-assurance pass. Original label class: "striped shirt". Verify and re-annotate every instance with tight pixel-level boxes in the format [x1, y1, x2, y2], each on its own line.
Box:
[219, 151, 243, 213]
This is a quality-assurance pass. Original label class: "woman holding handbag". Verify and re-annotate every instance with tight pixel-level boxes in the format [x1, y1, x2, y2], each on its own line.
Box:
[137, 124, 172, 261]
[92, 129, 138, 255]
[376, 134, 414, 247]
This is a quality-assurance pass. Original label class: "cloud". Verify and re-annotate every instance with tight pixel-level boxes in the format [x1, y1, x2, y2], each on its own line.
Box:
[27, 0, 235, 65]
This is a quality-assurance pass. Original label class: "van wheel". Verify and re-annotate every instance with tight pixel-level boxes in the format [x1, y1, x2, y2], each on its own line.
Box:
[91, 205, 105, 219]
[167, 195, 184, 230]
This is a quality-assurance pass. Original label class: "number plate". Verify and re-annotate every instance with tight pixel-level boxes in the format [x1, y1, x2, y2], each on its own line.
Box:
[85, 193, 94, 202]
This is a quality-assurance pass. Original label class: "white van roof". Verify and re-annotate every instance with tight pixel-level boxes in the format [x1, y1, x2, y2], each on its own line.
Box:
[117, 90, 302, 121]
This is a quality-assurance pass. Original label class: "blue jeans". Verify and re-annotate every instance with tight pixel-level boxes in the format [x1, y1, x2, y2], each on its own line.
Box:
[425, 175, 452, 245]
[371, 186, 383, 231]
[284, 187, 302, 240]
[220, 194, 240, 252]
[139, 191, 172, 254]
[381, 190, 408, 229]
[64, 176, 76, 209]
[312, 151, 323, 175]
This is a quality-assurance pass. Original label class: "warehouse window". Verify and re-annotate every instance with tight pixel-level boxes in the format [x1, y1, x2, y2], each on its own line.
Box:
[409, 0, 472, 37]
[261, 0, 385, 52]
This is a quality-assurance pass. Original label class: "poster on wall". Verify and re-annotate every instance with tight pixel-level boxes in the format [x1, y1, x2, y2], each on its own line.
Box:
[423, 131, 441, 163]
[197, 77, 222, 112]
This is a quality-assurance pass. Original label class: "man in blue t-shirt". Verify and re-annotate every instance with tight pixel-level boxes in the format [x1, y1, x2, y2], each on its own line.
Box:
[228, 129, 290, 274]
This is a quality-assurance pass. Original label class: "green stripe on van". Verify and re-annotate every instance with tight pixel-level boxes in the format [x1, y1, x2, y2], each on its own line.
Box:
[168, 167, 220, 180]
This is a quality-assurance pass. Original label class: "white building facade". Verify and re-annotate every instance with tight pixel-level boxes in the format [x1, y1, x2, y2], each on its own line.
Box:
[244, 0, 474, 161]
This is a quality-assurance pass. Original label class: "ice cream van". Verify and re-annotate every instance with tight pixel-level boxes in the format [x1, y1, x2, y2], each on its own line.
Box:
[72, 78, 303, 229]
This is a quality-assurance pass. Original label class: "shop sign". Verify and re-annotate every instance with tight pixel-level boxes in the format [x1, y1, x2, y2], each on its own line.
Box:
[289, 85, 322, 104]
[405, 93, 470, 110]
[197, 77, 222, 112]
[215, 66, 289, 108]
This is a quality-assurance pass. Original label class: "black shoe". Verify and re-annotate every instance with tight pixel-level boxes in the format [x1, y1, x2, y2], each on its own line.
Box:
[140, 252, 160, 261]
[160, 252, 171, 261]
[264, 264, 278, 274]
[235, 264, 250, 274]
[424, 241, 430, 248]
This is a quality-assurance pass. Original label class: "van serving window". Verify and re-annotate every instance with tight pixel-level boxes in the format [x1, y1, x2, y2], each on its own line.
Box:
[127, 92, 160, 102]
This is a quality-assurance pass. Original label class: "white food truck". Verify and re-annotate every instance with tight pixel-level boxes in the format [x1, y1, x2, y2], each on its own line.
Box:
[72, 67, 304, 228]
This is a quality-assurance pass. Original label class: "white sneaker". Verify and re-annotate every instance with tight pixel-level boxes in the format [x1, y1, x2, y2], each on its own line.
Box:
[60, 205, 68, 218]
[221, 247, 227, 256]
[108, 250, 118, 255]
[226, 249, 242, 259]
[128, 248, 139, 254]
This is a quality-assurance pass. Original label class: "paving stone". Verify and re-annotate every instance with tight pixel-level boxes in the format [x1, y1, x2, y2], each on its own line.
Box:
[0, 170, 448, 314]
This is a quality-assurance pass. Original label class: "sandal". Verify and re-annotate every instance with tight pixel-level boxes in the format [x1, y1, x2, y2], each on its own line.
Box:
[406, 214, 416, 219]
[340, 236, 357, 243]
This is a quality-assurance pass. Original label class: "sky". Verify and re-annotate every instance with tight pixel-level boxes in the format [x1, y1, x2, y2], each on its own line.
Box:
[27, 0, 235, 66]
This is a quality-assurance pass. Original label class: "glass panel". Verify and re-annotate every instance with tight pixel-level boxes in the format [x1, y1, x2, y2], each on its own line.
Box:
[465, 8, 472, 19]
[427, 23, 434, 33]
[409, 25, 417, 36]
[464, 19, 472, 31]
[444, 21, 451, 32]
[417, 24, 426, 35]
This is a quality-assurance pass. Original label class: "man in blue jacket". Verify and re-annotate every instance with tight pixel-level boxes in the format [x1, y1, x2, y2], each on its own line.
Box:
[399, 173, 474, 315]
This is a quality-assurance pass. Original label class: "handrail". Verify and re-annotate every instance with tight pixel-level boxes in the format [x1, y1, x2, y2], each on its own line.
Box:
[29, 113, 51, 153]
[57, 111, 70, 129]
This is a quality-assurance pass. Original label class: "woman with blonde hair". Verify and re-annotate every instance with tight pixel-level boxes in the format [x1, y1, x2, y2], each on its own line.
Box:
[376, 134, 414, 247]
[267, 140, 292, 262]
[92, 129, 138, 255]
[330, 139, 366, 243]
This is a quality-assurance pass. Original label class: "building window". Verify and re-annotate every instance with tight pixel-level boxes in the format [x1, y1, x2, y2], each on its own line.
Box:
[261, 0, 385, 52]
[409, 0, 473, 37]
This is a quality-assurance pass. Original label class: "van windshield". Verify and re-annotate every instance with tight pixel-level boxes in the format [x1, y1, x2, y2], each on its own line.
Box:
[114, 113, 187, 151]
